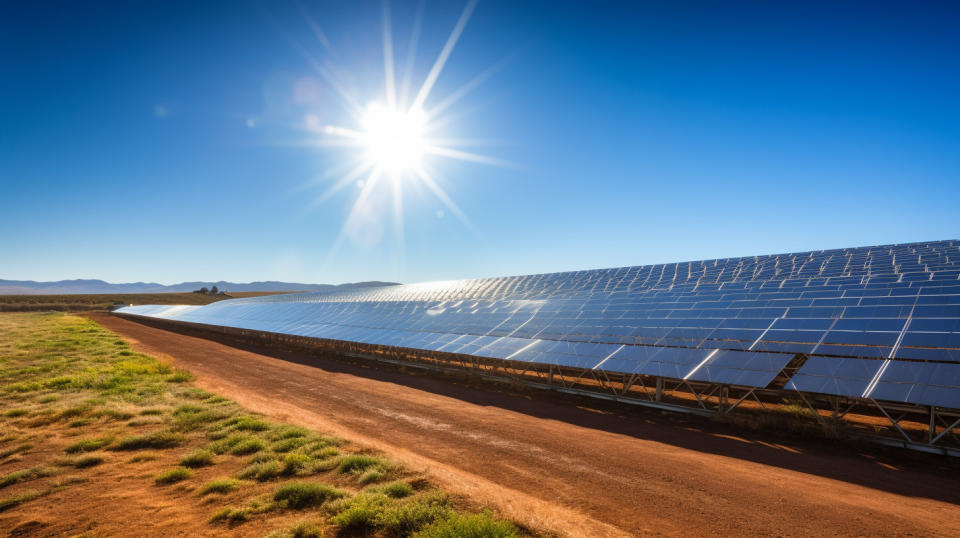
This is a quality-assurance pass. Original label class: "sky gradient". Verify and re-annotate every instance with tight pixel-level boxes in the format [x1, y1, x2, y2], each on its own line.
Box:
[2, 1, 959, 285]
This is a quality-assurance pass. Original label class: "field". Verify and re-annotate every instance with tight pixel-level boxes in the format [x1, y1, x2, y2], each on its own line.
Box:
[0, 291, 290, 312]
[0, 313, 521, 536]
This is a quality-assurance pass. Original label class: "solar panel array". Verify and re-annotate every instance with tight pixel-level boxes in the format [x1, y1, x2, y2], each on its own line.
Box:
[118, 240, 960, 409]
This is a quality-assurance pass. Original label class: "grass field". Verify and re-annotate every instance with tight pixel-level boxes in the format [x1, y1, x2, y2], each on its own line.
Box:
[0, 291, 289, 312]
[0, 313, 521, 536]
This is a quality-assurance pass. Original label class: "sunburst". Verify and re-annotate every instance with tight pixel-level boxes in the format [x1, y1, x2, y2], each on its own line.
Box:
[289, 0, 506, 266]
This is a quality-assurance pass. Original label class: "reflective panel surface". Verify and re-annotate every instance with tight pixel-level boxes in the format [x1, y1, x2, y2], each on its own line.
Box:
[118, 240, 960, 407]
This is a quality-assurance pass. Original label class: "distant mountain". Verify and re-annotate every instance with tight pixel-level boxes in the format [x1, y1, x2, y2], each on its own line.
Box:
[0, 279, 399, 295]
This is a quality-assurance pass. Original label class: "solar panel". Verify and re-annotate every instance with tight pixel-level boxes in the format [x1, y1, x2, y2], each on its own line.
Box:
[118, 240, 960, 407]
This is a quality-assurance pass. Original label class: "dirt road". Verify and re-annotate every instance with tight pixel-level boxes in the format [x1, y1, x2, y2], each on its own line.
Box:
[90, 313, 960, 536]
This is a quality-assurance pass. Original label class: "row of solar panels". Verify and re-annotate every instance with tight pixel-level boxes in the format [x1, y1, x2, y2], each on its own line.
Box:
[116, 302, 960, 410]
[115, 240, 960, 410]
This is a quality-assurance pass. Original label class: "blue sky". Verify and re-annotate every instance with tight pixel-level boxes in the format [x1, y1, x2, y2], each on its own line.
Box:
[2, 1, 958, 285]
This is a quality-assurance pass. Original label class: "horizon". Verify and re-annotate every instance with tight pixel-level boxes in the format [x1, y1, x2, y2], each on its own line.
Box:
[3, 1, 959, 285]
[4, 236, 958, 288]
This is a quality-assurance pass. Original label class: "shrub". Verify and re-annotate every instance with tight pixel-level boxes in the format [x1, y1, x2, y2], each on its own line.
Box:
[65, 436, 112, 453]
[238, 461, 281, 482]
[230, 438, 266, 455]
[199, 479, 238, 496]
[112, 431, 185, 450]
[274, 482, 346, 509]
[180, 449, 214, 468]
[3, 409, 28, 418]
[128, 453, 157, 463]
[207, 433, 247, 454]
[337, 454, 383, 474]
[139, 408, 165, 416]
[414, 511, 520, 537]
[155, 467, 192, 485]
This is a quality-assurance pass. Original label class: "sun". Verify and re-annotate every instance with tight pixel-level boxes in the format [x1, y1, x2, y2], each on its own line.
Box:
[360, 103, 427, 174]
[295, 0, 506, 265]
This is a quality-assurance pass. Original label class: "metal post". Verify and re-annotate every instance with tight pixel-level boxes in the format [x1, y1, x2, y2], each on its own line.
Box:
[930, 406, 936, 443]
[655, 377, 663, 402]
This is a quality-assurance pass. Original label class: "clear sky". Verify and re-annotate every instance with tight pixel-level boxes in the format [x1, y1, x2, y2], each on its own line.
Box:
[2, 1, 958, 285]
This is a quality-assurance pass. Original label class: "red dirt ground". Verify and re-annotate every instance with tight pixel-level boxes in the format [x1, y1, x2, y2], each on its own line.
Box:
[90, 313, 960, 537]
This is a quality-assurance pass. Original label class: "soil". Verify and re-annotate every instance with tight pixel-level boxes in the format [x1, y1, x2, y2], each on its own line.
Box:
[89, 313, 960, 537]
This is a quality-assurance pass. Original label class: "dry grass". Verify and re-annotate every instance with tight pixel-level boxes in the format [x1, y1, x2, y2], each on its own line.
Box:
[0, 313, 524, 536]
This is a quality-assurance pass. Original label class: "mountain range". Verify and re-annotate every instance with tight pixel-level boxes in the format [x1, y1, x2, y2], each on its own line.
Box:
[0, 279, 399, 295]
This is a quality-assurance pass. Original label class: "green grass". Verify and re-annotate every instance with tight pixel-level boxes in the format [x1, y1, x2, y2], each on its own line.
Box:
[415, 511, 520, 538]
[179, 449, 214, 468]
[337, 454, 384, 474]
[238, 461, 282, 482]
[65, 436, 113, 453]
[199, 479, 238, 496]
[381, 481, 414, 498]
[112, 431, 186, 451]
[0, 313, 519, 536]
[271, 437, 308, 453]
[0, 490, 41, 513]
[230, 438, 266, 455]
[155, 467, 192, 485]
[273, 482, 346, 509]
[226, 416, 271, 432]
[210, 506, 252, 524]
[62, 454, 105, 468]
[265, 520, 325, 538]
[0, 466, 56, 489]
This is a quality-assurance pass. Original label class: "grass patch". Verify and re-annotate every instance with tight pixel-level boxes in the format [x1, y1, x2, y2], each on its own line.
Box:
[381, 481, 414, 498]
[274, 482, 346, 509]
[0, 466, 56, 489]
[112, 431, 185, 451]
[238, 461, 281, 482]
[0, 490, 41, 513]
[179, 449, 214, 468]
[0, 444, 33, 459]
[65, 436, 112, 453]
[0, 314, 502, 534]
[358, 469, 386, 484]
[199, 478, 238, 496]
[167, 370, 194, 383]
[415, 511, 520, 538]
[225, 416, 271, 432]
[338, 454, 384, 474]
[155, 467, 192, 485]
[60, 454, 105, 468]
[230, 438, 266, 456]
[266, 519, 325, 538]
[271, 437, 308, 453]
[210, 506, 251, 524]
